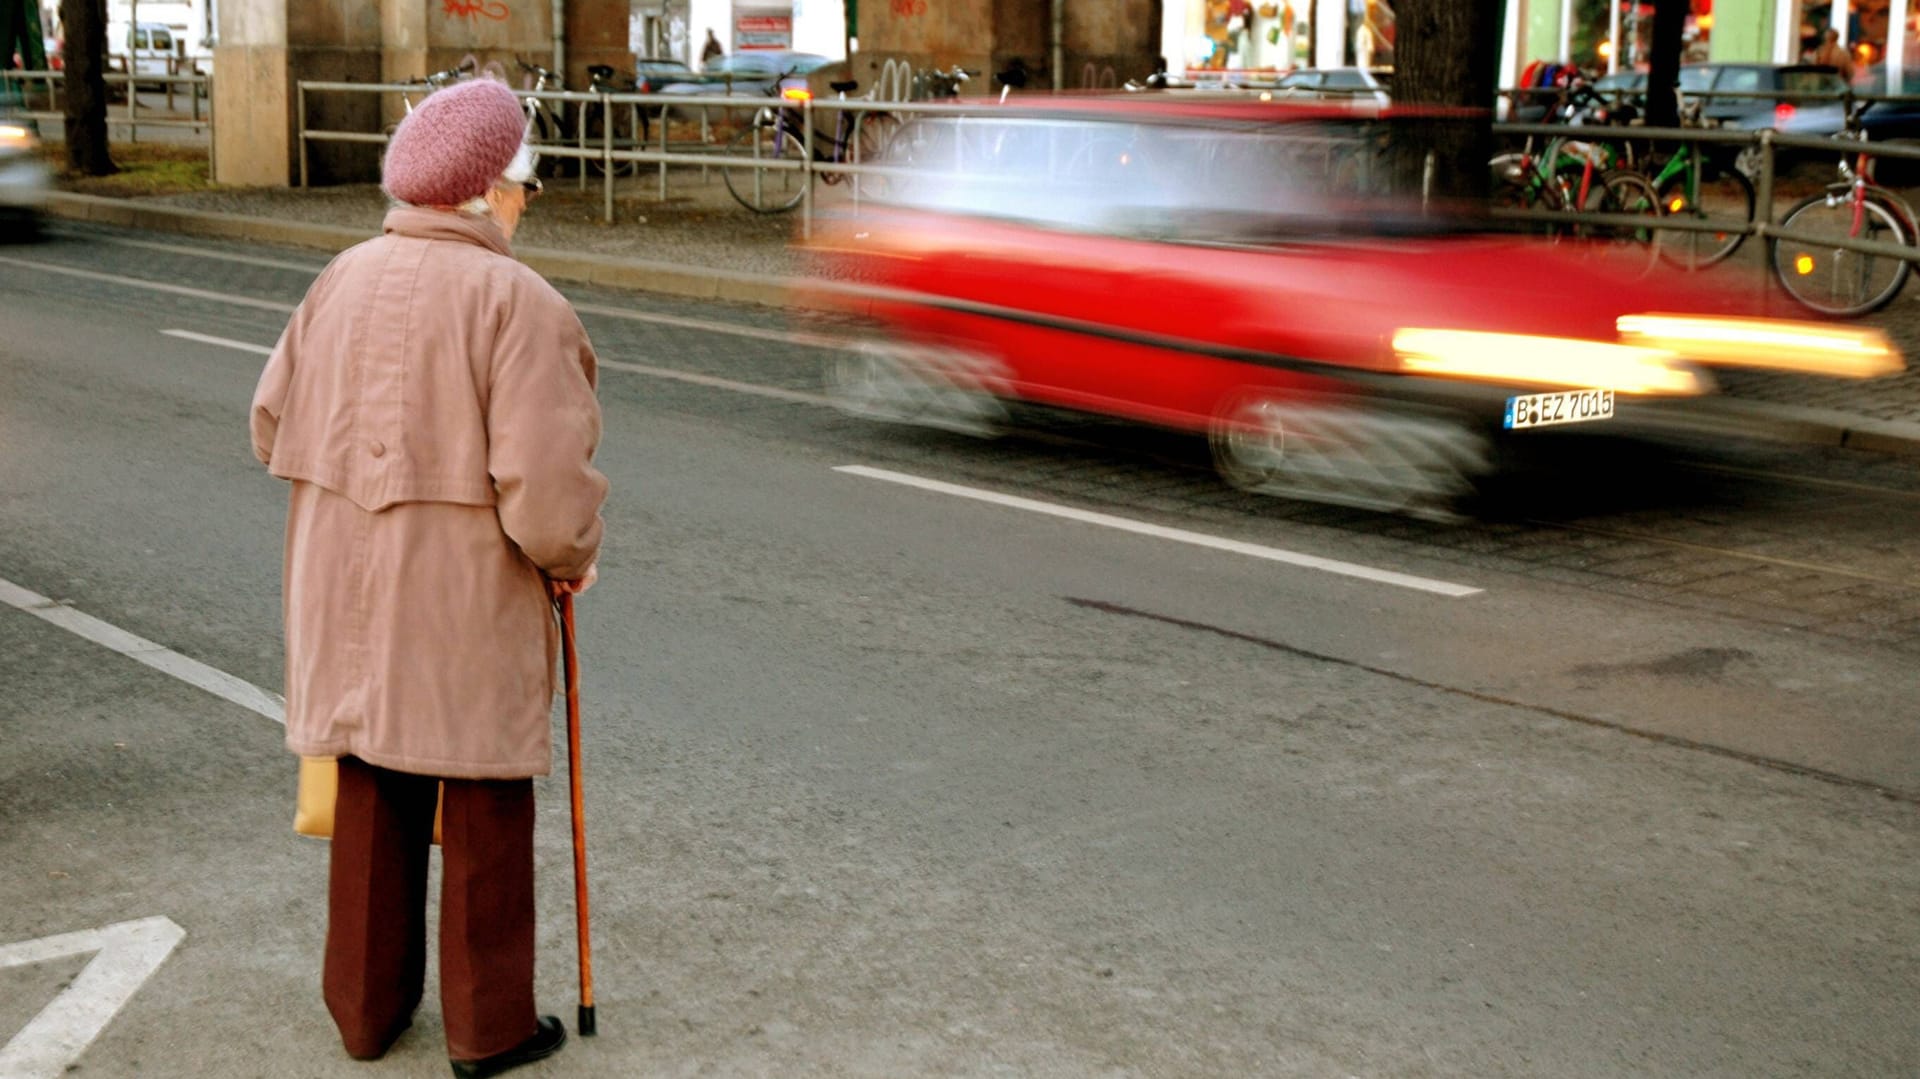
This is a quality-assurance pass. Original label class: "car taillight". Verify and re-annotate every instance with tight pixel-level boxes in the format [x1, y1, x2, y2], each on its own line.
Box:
[1775, 103, 1797, 123]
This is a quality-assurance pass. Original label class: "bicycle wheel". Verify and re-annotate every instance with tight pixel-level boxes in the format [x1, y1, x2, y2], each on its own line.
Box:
[529, 108, 569, 179]
[581, 102, 637, 177]
[848, 111, 899, 199]
[1597, 170, 1663, 272]
[722, 120, 810, 213]
[871, 118, 951, 203]
[1489, 155, 1565, 230]
[1656, 165, 1753, 269]
[1772, 191, 1913, 316]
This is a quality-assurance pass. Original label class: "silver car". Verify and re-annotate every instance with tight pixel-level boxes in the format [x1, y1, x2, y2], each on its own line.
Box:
[0, 113, 51, 236]
[1269, 67, 1392, 106]
[656, 51, 834, 123]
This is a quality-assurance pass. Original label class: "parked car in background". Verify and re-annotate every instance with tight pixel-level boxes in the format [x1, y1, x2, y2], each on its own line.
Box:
[1683, 63, 1847, 128]
[632, 56, 695, 93]
[106, 20, 181, 86]
[0, 109, 50, 238]
[656, 50, 833, 121]
[807, 98, 1899, 518]
[1788, 65, 1920, 182]
[1269, 67, 1392, 105]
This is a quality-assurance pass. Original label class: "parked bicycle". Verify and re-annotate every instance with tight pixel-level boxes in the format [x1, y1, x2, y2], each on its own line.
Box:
[397, 56, 476, 116]
[1641, 101, 1755, 270]
[1490, 88, 1661, 270]
[578, 63, 652, 177]
[721, 71, 896, 213]
[514, 58, 572, 176]
[1771, 100, 1920, 316]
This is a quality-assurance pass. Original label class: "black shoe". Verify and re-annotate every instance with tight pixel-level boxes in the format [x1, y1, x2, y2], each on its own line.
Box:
[449, 1016, 566, 1078]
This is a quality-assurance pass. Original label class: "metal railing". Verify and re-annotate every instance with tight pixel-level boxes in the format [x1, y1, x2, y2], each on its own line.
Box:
[1489, 87, 1920, 279]
[1, 68, 212, 146]
[292, 75, 1920, 274]
[297, 80, 909, 233]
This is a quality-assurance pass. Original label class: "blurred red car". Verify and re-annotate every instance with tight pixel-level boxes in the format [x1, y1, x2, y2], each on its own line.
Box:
[804, 98, 1901, 515]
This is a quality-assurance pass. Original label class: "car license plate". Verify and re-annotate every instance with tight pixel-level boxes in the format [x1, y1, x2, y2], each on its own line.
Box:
[1504, 389, 1615, 430]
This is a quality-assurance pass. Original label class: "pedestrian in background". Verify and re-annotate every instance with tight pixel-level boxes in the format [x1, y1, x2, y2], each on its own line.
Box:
[702, 28, 725, 68]
[249, 76, 608, 1079]
[1813, 28, 1856, 82]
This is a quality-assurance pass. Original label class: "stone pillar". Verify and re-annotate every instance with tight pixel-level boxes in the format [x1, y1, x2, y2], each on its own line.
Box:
[217, 0, 566, 185]
[847, 0, 1154, 95]
[567, 0, 630, 89]
[213, 0, 291, 185]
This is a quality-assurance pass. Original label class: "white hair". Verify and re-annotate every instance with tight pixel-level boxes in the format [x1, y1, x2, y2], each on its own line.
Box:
[456, 139, 539, 215]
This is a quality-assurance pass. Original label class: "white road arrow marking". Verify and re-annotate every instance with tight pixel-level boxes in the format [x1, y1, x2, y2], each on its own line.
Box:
[0, 917, 186, 1079]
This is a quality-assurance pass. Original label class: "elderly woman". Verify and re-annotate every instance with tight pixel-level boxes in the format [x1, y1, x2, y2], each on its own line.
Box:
[250, 78, 608, 1078]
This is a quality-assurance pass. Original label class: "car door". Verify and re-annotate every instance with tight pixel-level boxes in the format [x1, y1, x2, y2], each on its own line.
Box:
[1710, 66, 1767, 126]
[1274, 71, 1323, 99]
[1321, 69, 1371, 99]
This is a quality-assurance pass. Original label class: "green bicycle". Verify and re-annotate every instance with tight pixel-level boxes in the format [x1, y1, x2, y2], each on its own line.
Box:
[1644, 105, 1756, 269]
[1492, 134, 1662, 271]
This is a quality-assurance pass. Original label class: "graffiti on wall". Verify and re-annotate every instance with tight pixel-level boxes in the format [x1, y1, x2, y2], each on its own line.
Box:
[443, 0, 511, 22]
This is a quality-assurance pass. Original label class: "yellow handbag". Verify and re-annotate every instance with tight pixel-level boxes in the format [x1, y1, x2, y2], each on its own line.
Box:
[295, 757, 443, 844]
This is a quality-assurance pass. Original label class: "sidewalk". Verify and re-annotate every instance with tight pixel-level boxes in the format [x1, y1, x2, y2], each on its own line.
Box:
[38, 170, 1920, 457]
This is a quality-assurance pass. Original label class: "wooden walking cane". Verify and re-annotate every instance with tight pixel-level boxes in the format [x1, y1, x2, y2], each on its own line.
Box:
[558, 591, 597, 1036]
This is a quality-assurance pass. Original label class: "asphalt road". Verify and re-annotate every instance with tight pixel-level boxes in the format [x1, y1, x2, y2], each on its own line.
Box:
[0, 223, 1916, 1078]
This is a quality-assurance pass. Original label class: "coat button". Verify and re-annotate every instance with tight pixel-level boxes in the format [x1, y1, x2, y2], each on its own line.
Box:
[369, 440, 386, 458]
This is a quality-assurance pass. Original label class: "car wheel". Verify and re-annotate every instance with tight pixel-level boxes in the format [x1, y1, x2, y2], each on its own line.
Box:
[1209, 394, 1491, 518]
[826, 341, 1008, 437]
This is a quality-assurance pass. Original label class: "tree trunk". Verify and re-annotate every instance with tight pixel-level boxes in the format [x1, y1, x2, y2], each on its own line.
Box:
[1643, 0, 1688, 129]
[60, 0, 116, 176]
[1389, 0, 1503, 203]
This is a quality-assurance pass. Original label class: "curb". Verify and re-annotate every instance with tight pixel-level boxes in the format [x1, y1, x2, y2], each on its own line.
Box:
[43, 192, 811, 310]
[1699, 398, 1920, 457]
[40, 192, 1920, 458]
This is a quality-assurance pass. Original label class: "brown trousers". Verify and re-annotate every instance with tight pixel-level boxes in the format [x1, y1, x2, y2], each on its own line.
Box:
[325, 756, 539, 1060]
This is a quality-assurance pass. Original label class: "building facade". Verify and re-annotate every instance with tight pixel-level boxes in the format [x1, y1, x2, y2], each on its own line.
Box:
[214, 0, 1159, 185]
[1497, 1, 1920, 90]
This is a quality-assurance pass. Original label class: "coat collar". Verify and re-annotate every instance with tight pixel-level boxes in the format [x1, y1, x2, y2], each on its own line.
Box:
[382, 206, 514, 257]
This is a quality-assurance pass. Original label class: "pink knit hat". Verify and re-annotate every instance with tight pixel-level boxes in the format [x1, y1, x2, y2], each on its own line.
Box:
[382, 78, 527, 207]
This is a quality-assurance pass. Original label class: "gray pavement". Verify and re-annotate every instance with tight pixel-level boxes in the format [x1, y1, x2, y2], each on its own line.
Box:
[2, 219, 1918, 1077]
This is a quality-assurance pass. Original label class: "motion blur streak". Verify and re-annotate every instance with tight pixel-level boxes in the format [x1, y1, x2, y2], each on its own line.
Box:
[1391, 328, 1707, 396]
[1616, 314, 1904, 378]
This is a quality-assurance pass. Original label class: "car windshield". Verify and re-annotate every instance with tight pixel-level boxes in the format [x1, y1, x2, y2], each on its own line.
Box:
[710, 56, 777, 77]
[876, 113, 1452, 242]
[1782, 70, 1846, 94]
[790, 55, 832, 74]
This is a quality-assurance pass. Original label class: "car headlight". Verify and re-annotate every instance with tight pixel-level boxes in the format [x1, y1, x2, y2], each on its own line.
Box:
[1616, 314, 1902, 378]
[0, 124, 34, 144]
[1392, 328, 1709, 396]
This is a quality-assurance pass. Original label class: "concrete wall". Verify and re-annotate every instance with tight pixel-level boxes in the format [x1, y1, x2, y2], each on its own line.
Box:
[213, 0, 290, 185]
[219, 0, 567, 185]
[845, 0, 1157, 94]
[217, 0, 1162, 184]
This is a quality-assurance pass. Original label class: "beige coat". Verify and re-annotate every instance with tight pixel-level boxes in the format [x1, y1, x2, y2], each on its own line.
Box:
[251, 207, 608, 779]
